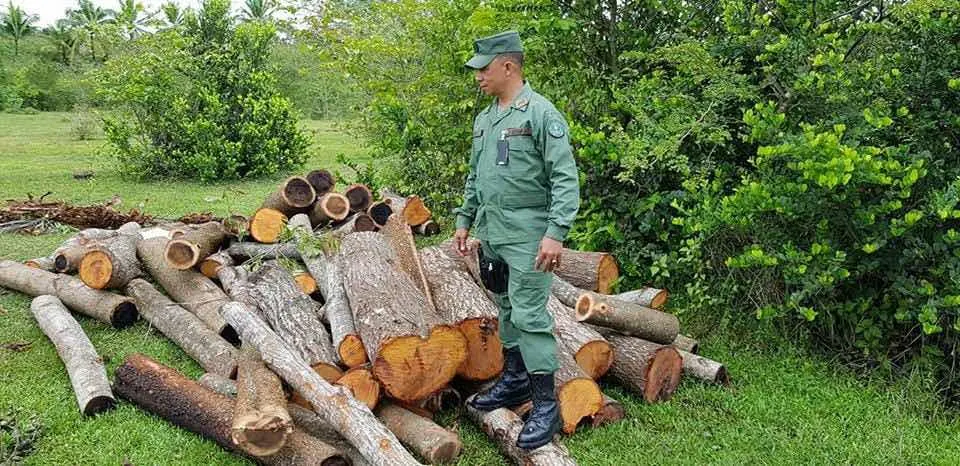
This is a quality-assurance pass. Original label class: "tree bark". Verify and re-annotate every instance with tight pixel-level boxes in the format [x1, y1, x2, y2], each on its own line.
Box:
[222, 214, 249, 238]
[591, 393, 625, 428]
[328, 213, 378, 237]
[378, 190, 432, 226]
[220, 303, 424, 466]
[613, 287, 669, 310]
[306, 169, 336, 198]
[51, 223, 138, 273]
[30, 295, 115, 416]
[380, 214, 437, 312]
[310, 193, 351, 226]
[344, 184, 373, 213]
[672, 334, 700, 354]
[340, 232, 466, 402]
[249, 208, 288, 244]
[24, 257, 55, 271]
[593, 329, 683, 403]
[200, 250, 234, 279]
[464, 398, 577, 466]
[233, 345, 293, 457]
[136, 237, 236, 343]
[679, 350, 728, 385]
[419, 245, 502, 381]
[412, 221, 440, 237]
[261, 176, 317, 217]
[375, 402, 461, 464]
[114, 354, 350, 466]
[0, 260, 138, 328]
[554, 335, 604, 434]
[126, 279, 237, 378]
[226, 241, 301, 261]
[547, 295, 613, 380]
[575, 290, 680, 345]
[554, 249, 619, 294]
[164, 222, 226, 270]
[78, 225, 143, 290]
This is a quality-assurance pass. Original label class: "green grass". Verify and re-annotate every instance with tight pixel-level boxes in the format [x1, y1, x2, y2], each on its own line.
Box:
[1, 112, 959, 465]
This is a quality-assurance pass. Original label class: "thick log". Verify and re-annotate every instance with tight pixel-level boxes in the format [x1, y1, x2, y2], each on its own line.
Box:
[366, 200, 393, 228]
[554, 250, 619, 294]
[554, 339, 604, 434]
[306, 169, 336, 198]
[378, 190, 432, 226]
[136, 237, 236, 343]
[335, 367, 381, 410]
[233, 346, 293, 457]
[222, 214, 249, 238]
[51, 224, 137, 273]
[164, 222, 226, 270]
[413, 220, 440, 237]
[261, 176, 317, 217]
[199, 373, 238, 397]
[31, 295, 115, 416]
[249, 208, 288, 244]
[114, 354, 350, 466]
[679, 350, 729, 385]
[220, 303, 424, 466]
[547, 296, 613, 380]
[575, 291, 680, 345]
[420, 245, 502, 381]
[464, 397, 577, 466]
[591, 394, 625, 428]
[24, 257, 55, 271]
[613, 287, 669, 310]
[310, 192, 351, 226]
[226, 241, 301, 261]
[593, 329, 683, 403]
[673, 334, 700, 354]
[375, 402, 461, 464]
[550, 275, 582, 309]
[329, 213, 378, 237]
[199, 250, 234, 279]
[126, 279, 238, 378]
[78, 224, 143, 289]
[341, 232, 466, 402]
[380, 214, 437, 312]
[344, 184, 373, 213]
[0, 260, 137, 328]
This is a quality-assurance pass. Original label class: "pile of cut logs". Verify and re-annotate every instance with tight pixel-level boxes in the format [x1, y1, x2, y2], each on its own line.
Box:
[1, 169, 728, 466]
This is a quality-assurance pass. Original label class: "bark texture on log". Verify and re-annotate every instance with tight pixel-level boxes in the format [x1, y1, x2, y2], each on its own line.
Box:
[547, 296, 613, 380]
[420, 245, 502, 381]
[344, 184, 372, 213]
[591, 394, 626, 428]
[52, 223, 136, 273]
[380, 214, 437, 312]
[261, 176, 317, 216]
[306, 169, 336, 199]
[164, 222, 226, 270]
[613, 287, 669, 310]
[79, 226, 142, 289]
[672, 335, 700, 354]
[550, 275, 583, 309]
[575, 292, 680, 345]
[341, 232, 466, 402]
[200, 250, 234, 279]
[310, 193, 351, 226]
[233, 346, 293, 457]
[114, 354, 349, 466]
[679, 350, 728, 385]
[199, 373, 238, 397]
[31, 295, 115, 416]
[375, 402, 461, 464]
[24, 257, 55, 271]
[554, 340, 604, 434]
[464, 398, 577, 466]
[378, 190, 431, 226]
[249, 208, 288, 244]
[594, 329, 683, 403]
[554, 250, 618, 294]
[329, 213, 377, 237]
[220, 303, 424, 466]
[126, 279, 237, 378]
[0, 260, 137, 328]
[226, 241, 301, 261]
[137, 237, 236, 343]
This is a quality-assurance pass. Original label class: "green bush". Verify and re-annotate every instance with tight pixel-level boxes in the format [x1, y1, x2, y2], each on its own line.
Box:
[95, 0, 309, 182]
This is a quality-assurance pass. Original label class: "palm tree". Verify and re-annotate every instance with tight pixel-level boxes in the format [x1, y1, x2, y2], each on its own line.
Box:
[1, 1, 38, 57]
[240, 0, 277, 21]
[160, 2, 191, 29]
[115, 0, 152, 40]
[68, 0, 115, 61]
[46, 18, 79, 65]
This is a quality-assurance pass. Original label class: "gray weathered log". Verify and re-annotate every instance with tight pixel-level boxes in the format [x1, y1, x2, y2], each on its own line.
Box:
[613, 287, 669, 310]
[672, 334, 700, 354]
[232, 345, 293, 457]
[165, 222, 226, 270]
[78, 225, 142, 289]
[375, 402, 461, 464]
[679, 349, 729, 385]
[575, 290, 680, 345]
[554, 249, 618, 294]
[51, 223, 139, 273]
[226, 241, 302, 261]
[24, 256, 55, 271]
[464, 396, 577, 466]
[593, 328, 684, 403]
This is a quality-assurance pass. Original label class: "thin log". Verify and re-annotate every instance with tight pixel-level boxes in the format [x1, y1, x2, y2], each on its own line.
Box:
[554, 249, 619, 294]
[575, 291, 680, 345]
[547, 295, 613, 380]
[164, 222, 226, 270]
[220, 303, 424, 466]
[24, 257, 55, 271]
[375, 402, 461, 464]
[114, 354, 350, 466]
[613, 287, 669, 310]
[679, 350, 729, 385]
[51, 223, 137, 273]
[78, 225, 142, 289]
[199, 373, 238, 397]
[593, 329, 683, 403]
[199, 250, 234, 279]
[306, 169, 336, 198]
[328, 213, 378, 238]
[464, 397, 577, 466]
[136, 237, 236, 343]
[310, 192, 351, 226]
[413, 220, 440, 237]
[126, 279, 238, 378]
[344, 184, 372, 213]
[31, 295, 115, 416]
[261, 176, 317, 217]
[341, 232, 466, 402]
[226, 241, 301, 261]
[233, 346, 293, 457]
[378, 190, 432, 226]
[249, 208, 288, 244]
[673, 334, 700, 354]
[380, 214, 437, 312]
[0, 260, 137, 328]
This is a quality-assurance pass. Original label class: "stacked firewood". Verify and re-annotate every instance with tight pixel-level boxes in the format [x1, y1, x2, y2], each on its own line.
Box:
[0, 169, 728, 466]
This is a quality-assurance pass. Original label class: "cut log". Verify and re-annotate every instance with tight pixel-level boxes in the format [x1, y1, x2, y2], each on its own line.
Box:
[249, 208, 288, 244]
[114, 354, 351, 466]
[78, 225, 142, 289]
[413, 220, 440, 237]
[335, 367, 381, 410]
[222, 214, 249, 238]
[591, 393, 626, 427]
[0, 260, 137, 328]
[554, 249, 619, 294]
[51, 224, 136, 273]
[226, 241, 301, 261]
[550, 274, 583, 309]
[30, 295, 115, 416]
[375, 402, 461, 464]
[220, 303, 424, 466]
[672, 334, 700, 354]
[679, 350, 729, 385]
[306, 169, 336, 198]
[613, 287, 669, 310]
[547, 295, 613, 380]
[329, 213, 378, 237]
[464, 397, 577, 466]
[344, 184, 372, 213]
[378, 190, 432, 226]
[199, 250, 234, 279]
[24, 257, 55, 271]
[199, 373, 238, 397]
[420, 245, 502, 381]
[593, 329, 683, 403]
[261, 176, 317, 217]
[126, 279, 238, 378]
[164, 222, 226, 270]
[366, 200, 393, 228]
[136, 237, 236, 343]
[341, 232, 466, 402]
[292, 270, 318, 296]
[233, 346, 293, 457]
[380, 214, 437, 312]
[575, 291, 680, 345]
[310, 192, 351, 226]
[553, 338, 604, 434]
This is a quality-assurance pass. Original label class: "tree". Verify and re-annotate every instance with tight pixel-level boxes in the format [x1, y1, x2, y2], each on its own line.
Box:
[240, 0, 277, 22]
[68, 0, 115, 61]
[45, 19, 79, 65]
[1, 1, 37, 57]
[160, 2, 192, 29]
[115, 0, 153, 40]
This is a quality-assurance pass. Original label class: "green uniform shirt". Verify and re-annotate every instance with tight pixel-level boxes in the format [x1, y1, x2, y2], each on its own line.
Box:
[454, 82, 580, 245]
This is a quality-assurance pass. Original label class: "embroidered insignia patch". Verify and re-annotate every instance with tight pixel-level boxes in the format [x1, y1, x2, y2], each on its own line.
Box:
[548, 120, 565, 138]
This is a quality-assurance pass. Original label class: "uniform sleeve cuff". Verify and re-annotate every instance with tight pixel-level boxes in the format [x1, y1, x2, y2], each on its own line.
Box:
[545, 224, 569, 242]
[455, 215, 474, 230]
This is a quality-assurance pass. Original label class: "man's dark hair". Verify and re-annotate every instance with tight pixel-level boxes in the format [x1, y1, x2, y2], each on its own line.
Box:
[498, 52, 524, 68]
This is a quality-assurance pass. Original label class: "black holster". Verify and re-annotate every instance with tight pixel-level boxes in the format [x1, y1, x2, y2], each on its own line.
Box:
[478, 247, 510, 294]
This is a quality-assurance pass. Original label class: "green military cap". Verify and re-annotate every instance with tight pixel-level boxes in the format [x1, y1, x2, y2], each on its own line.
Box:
[465, 30, 524, 70]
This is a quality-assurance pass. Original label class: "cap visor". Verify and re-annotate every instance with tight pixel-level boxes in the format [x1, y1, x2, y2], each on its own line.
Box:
[465, 54, 496, 70]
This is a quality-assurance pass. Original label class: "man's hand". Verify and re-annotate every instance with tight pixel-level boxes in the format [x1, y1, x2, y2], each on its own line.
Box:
[454, 228, 471, 256]
[535, 237, 563, 272]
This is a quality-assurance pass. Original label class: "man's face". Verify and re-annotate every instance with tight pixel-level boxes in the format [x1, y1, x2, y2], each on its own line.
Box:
[475, 57, 510, 96]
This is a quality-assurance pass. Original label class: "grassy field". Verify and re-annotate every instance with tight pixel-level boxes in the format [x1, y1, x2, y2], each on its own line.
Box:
[1, 112, 959, 465]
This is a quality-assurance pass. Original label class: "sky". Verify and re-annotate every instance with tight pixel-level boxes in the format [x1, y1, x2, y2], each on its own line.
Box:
[18, 0, 244, 27]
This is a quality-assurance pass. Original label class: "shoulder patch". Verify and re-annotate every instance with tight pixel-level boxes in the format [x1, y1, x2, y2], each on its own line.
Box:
[547, 120, 565, 138]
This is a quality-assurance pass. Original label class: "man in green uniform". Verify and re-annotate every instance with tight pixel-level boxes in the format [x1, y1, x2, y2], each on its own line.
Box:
[454, 30, 580, 449]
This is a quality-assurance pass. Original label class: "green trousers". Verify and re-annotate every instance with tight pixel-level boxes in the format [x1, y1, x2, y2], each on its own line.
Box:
[481, 240, 558, 374]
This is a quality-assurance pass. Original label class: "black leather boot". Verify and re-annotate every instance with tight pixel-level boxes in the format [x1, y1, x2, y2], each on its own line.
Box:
[516, 372, 560, 449]
[469, 347, 531, 410]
